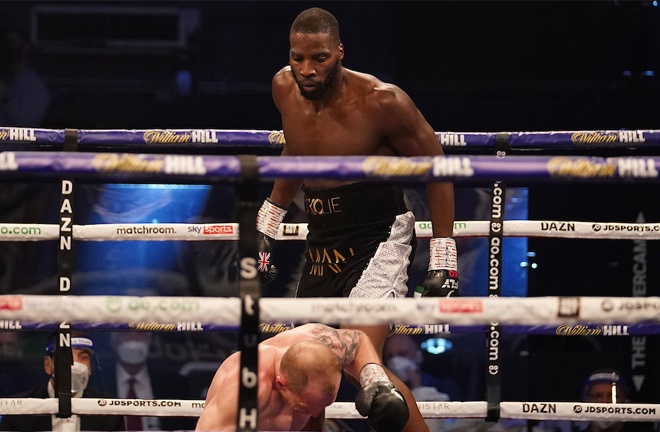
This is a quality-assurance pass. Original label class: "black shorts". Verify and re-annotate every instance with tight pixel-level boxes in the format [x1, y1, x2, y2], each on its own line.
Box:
[296, 182, 416, 299]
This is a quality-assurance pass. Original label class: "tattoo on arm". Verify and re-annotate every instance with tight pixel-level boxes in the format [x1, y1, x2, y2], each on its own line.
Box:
[310, 325, 362, 367]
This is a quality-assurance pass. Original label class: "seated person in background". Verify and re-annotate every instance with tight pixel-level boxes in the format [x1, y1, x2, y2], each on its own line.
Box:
[110, 331, 196, 431]
[383, 334, 461, 401]
[0, 332, 42, 397]
[0, 331, 125, 432]
[383, 334, 453, 432]
[537, 368, 645, 432]
[196, 323, 409, 432]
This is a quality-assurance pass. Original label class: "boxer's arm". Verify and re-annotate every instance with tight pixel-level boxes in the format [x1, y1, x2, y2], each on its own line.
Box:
[195, 399, 236, 432]
[307, 324, 381, 378]
[426, 181, 455, 237]
[257, 143, 302, 284]
[195, 360, 239, 431]
[305, 324, 409, 431]
[269, 177, 303, 209]
[270, 68, 304, 209]
[268, 147, 303, 209]
[377, 84, 455, 238]
[377, 85, 459, 299]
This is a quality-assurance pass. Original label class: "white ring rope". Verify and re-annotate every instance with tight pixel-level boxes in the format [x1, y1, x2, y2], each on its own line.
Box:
[1, 295, 659, 326]
[0, 220, 659, 241]
[0, 398, 658, 422]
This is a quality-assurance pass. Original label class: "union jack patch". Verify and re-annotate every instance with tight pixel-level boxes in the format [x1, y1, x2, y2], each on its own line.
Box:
[258, 251, 271, 272]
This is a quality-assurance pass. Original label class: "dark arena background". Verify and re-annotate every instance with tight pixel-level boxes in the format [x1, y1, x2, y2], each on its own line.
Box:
[0, 2, 659, 431]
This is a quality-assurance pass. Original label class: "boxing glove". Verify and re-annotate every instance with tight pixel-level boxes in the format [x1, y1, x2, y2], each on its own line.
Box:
[414, 237, 459, 297]
[256, 198, 287, 284]
[355, 381, 409, 432]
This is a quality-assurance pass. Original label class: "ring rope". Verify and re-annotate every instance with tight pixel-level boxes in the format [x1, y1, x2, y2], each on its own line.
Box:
[1, 321, 658, 335]
[0, 398, 658, 422]
[1, 295, 659, 326]
[1, 127, 659, 148]
[0, 220, 659, 241]
[1, 152, 660, 182]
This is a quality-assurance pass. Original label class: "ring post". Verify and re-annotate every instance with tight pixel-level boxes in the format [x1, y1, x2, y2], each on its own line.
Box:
[55, 128, 79, 419]
[236, 155, 261, 432]
[485, 132, 509, 422]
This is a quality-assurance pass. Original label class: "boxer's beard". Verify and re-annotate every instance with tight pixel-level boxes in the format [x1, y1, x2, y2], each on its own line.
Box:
[294, 60, 340, 101]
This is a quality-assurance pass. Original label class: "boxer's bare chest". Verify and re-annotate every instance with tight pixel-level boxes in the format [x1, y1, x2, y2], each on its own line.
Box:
[281, 99, 390, 157]
[281, 100, 394, 188]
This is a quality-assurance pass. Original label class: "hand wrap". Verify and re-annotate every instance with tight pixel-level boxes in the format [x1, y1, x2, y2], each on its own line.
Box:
[414, 237, 459, 297]
[256, 198, 287, 284]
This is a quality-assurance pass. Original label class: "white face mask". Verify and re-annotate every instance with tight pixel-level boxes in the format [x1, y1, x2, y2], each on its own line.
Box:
[51, 359, 90, 394]
[386, 356, 418, 382]
[592, 420, 622, 430]
[117, 340, 149, 365]
[71, 361, 90, 394]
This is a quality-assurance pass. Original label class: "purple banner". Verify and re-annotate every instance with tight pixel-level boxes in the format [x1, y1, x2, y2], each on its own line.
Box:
[434, 132, 496, 148]
[1, 152, 241, 178]
[0, 127, 65, 144]
[77, 129, 285, 146]
[3, 321, 657, 335]
[1, 153, 659, 182]
[510, 130, 660, 148]
[2, 127, 660, 148]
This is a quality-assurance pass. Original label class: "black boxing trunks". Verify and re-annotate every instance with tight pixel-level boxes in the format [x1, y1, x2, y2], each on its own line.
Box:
[296, 182, 416, 299]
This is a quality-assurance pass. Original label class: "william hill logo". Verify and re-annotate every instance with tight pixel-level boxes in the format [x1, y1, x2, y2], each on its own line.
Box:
[546, 157, 617, 178]
[571, 131, 617, 144]
[0, 128, 36, 141]
[571, 131, 646, 144]
[259, 322, 294, 333]
[91, 154, 205, 175]
[143, 130, 191, 143]
[268, 131, 286, 145]
[363, 156, 431, 176]
[555, 324, 629, 336]
[142, 130, 220, 144]
[93, 154, 164, 173]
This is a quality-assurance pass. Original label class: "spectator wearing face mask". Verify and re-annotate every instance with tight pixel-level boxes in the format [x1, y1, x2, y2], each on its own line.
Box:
[537, 368, 654, 432]
[383, 334, 462, 400]
[0, 331, 125, 432]
[383, 334, 461, 431]
[110, 332, 195, 431]
[582, 369, 632, 432]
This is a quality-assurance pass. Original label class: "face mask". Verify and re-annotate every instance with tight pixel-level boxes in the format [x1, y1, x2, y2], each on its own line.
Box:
[50, 359, 90, 394]
[117, 340, 149, 365]
[386, 356, 418, 382]
[592, 420, 622, 430]
[71, 361, 90, 394]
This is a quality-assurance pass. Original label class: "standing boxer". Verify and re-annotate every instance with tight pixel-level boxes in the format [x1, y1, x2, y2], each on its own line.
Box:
[256, 7, 459, 432]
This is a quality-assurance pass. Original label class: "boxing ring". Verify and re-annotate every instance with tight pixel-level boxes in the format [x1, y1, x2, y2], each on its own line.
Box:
[1, 127, 660, 430]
